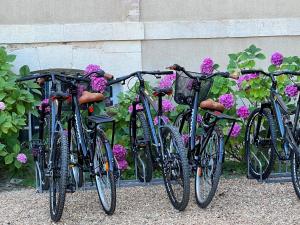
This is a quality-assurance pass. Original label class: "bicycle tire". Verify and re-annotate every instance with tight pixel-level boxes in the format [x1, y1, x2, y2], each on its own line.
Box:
[130, 111, 153, 182]
[245, 108, 276, 180]
[195, 127, 223, 208]
[161, 125, 190, 211]
[94, 128, 116, 215]
[49, 125, 69, 222]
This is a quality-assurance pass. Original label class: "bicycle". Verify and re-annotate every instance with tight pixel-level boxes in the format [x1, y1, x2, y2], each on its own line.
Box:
[169, 64, 238, 208]
[242, 69, 300, 197]
[17, 70, 118, 221]
[109, 70, 190, 211]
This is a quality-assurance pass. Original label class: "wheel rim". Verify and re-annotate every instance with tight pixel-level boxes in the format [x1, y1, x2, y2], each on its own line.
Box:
[163, 130, 184, 204]
[94, 137, 112, 211]
[195, 131, 218, 203]
[247, 112, 273, 176]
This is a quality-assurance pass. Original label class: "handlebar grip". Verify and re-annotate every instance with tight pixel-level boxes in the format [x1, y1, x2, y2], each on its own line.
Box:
[16, 74, 43, 82]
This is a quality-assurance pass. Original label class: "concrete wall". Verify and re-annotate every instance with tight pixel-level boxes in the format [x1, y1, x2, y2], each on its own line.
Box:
[0, 0, 299, 83]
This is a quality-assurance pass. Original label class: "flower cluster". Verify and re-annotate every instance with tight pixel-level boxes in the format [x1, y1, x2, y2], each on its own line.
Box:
[113, 144, 128, 171]
[200, 57, 214, 75]
[39, 99, 50, 112]
[219, 93, 235, 109]
[285, 84, 298, 97]
[230, 124, 241, 138]
[154, 115, 169, 125]
[181, 134, 189, 146]
[91, 76, 107, 93]
[0, 101, 6, 111]
[159, 72, 176, 88]
[236, 106, 250, 119]
[84, 64, 101, 75]
[162, 99, 175, 112]
[128, 104, 143, 113]
[197, 114, 203, 124]
[271, 52, 283, 66]
[236, 73, 258, 89]
[16, 153, 27, 164]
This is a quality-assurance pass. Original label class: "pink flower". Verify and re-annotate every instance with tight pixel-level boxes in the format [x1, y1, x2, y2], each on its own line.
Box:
[200, 57, 214, 75]
[285, 85, 298, 97]
[113, 144, 127, 161]
[0, 101, 6, 111]
[16, 153, 27, 164]
[154, 115, 169, 125]
[84, 64, 101, 75]
[159, 72, 176, 88]
[230, 124, 241, 138]
[162, 99, 175, 112]
[117, 159, 128, 171]
[39, 99, 50, 112]
[91, 76, 107, 93]
[128, 104, 143, 113]
[236, 73, 258, 89]
[197, 114, 202, 124]
[219, 94, 235, 109]
[181, 134, 189, 146]
[271, 52, 283, 66]
[236, 106, 250, 119]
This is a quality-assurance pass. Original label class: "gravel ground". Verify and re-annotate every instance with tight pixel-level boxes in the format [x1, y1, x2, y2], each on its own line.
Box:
[1, 178, 300, 225]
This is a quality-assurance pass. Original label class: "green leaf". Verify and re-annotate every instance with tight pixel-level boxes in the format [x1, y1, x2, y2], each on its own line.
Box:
[4, 154, 14, 164]
[6, 54, 16, 62]
[14, 160, 22, 169]
[13, 144, 20, 154]
[0, 150, 8, 157]
[19, 65, 30, 76]
[268, 64, 277, 73]
[16, 104, 25, 115]
[255, 53, 266, 60]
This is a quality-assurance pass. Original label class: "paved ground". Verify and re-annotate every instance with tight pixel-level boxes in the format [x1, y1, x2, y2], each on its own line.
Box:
[1, 178, 300, 225]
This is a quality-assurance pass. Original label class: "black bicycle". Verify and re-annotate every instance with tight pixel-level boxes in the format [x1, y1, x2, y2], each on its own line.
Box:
[242, 69, 300, 197]
[17, 70, 117, 221]
[170, 64, 238, 208]
[109, 70, 190, 211]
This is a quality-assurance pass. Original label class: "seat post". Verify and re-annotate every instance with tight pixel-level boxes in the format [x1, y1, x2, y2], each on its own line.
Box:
[158, 95, 163, 116]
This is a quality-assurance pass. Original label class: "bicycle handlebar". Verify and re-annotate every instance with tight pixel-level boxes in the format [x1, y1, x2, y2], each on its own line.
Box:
[107, 70, 174, 86]
[241, 69, 300, 77]
[16, 72, 90, 83]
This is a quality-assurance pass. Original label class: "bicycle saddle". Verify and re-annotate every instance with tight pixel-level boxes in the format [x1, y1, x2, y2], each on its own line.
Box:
[153, 87, 173, 97]
[200, 99, 225, 112]
[79, 91, 105, 104]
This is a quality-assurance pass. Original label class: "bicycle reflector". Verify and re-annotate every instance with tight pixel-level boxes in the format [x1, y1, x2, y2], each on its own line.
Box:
[88, 105, 94, 113]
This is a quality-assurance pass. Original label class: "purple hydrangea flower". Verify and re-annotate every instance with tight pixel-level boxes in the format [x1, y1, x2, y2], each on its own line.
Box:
[236, 73, 258, 89]
[219, 94, 235, 109]
[117, 159, 128, 171]
[181, 134, 189, 146]
[39, 99, 50, 112]
[271, 52, 283, 66]
[159, 72, 176, 88]
[200, 57, 214, 75]
[91, 76, 107, 93]
[154, 115, 169, 125]
[162, 99, 175, 112]
[230, 124, 241, 138]
[128, 104, 143, 113]
[16, 153, 27, 164]
[0, 101, 6, 111]
[285, 85, 298, 97]
[84, 64, 101, 75]
[236, 106, 250, 119]
[197, 114, 202, 124]
[113, 144, 127, 161]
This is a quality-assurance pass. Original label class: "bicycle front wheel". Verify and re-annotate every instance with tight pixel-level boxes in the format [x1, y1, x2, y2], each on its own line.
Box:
[49, 126, 69, 222]
[161, 125, 190, 211]
[195, 127, 223, 208]
[94, 128, 116, 215]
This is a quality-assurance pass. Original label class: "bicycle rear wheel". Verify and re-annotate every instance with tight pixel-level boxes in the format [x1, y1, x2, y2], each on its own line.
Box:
[49, 125, 69, 222]
[94, 128, 116, 215]
[195, 127, 223, 208]
[130, 111, 153, 182]
[161, 125, 190, 211]
[245, 108, 276, 179]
